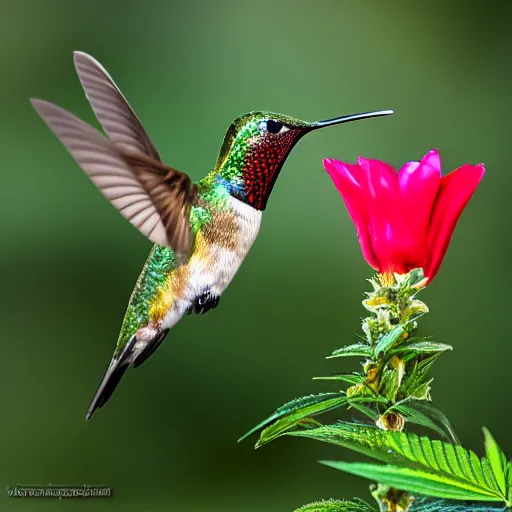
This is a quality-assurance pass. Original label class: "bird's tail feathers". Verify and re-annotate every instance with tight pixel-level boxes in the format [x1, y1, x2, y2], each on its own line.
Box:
[86, 329, 170, 421]
[85, 337, 135, 421]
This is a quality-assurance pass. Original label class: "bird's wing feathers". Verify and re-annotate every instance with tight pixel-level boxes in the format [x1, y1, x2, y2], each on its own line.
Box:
[73, 51, 161, 160]
[31, 99, 196, 254]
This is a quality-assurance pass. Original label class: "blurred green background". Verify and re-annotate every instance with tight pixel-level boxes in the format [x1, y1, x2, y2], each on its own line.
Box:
[1, 0, 511, 510]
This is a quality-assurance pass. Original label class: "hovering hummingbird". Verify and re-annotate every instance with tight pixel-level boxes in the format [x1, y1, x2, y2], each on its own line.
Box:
[31, 52, 392, 420]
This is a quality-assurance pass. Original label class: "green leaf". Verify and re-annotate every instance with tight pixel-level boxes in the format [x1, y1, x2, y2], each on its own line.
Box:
[238, 393, 345, 443]
[483, 428, 508, 496]
[375, 325, 405, 356]
[321, 462, 505, 503]
[255, 396, 389, 448]
[249, 393, 347, 448]
[391, 340, 453, 355]
[508, 461, 512, 505]
[399, 353, 438, 399]
[288, 423, 508, 503]
[293, 498, 375, 512]
[411, 497, 507, 511]
[387, 399, 459, 444]
[347, 401, 379, 421]
[379, 368, 400, 402]
[327, 344, 372, 359]
[313, 374, 365, 385]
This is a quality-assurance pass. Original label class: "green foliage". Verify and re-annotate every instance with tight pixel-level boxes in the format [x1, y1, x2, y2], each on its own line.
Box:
[241, 270, 456, 450]
[327, 344, 372, 359]
[240, 270, 476, 510]
[255, 397, 387, 448]
[398, 353, 438, 400]
[375, 325, 405, 356]
[379, 367, 400, 402]
[238, 393, 345, 443]
[321, 462, 504, 503]
[346, 400, 379, 421]
[508, 461, 512, 505]
[294, 497, 508, 511]
[287, 423, 510, 505]
[410, 498, 507, 511]
[483, 428, 508, 496]
[390, 339, 453, 356]
[293, 499, 375, 512]
[313, 374, 366, 385]
[385, 399, 458, 444]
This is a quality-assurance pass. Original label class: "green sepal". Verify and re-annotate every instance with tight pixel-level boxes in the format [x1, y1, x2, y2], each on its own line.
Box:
[293, 498, 376, 512]
[402, 298, 429, 322]
[238, 392, 345, 443]
[375, 325, 405, 356]
[327, 344, 372, 359]
[320, 462, 505, 503]
[288, 423, 508, 504]
[385, 399, 459, 444]
[483, 428, 508, 496]
[401, 267, 426, 287]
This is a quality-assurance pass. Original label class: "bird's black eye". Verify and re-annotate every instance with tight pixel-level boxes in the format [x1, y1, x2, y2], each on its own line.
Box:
[266, 120, 284, 134]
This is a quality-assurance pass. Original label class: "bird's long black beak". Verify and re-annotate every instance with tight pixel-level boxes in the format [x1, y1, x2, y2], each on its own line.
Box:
[309, 109, 394, 130]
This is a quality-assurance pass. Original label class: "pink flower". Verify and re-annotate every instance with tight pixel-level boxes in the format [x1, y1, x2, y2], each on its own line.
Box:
[323, 149, 485, 282]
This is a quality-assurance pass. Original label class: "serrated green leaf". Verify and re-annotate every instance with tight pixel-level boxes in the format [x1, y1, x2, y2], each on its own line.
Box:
[254, 396, 388, 448]
[293, 498, 376, 512]
[327, 344, 372, 359]
[238, 393, 343, 443]
[507, 461, 512, 504]
[483, 428, 507, 496]
[411, 497, 506, 511]
[375, 326, 405, 356]
[288, 423, 507, 503]
[320, 462, 504, 502]
[387, 399, 459, 444]
[391, 340, 453, 355]
[253, 395, 347, 447]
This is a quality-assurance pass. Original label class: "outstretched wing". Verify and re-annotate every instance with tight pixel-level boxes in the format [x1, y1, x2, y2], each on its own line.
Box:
[31, 99, 197, 254]
[73, 51, 161, 160]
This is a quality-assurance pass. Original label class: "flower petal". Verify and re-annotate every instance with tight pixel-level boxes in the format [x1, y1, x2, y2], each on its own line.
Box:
[397, 149, 442, 269]
[323, 158, 379, 269]
[427, 163, 485, 279]
[356, 157, 402, 273]
[357, 156, 398, 199]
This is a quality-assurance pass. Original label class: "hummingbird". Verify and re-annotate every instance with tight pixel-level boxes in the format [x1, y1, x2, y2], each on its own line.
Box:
[31, 52, 393, 420]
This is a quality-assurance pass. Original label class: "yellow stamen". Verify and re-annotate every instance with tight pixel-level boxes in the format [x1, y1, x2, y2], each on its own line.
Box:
[378, 272, 395, 287]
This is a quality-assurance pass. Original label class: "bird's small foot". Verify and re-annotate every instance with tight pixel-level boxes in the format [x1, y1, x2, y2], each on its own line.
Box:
[188, 291, 220, 315]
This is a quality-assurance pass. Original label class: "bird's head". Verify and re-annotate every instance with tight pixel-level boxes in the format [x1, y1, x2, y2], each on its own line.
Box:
[213, 109, 393, 210]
